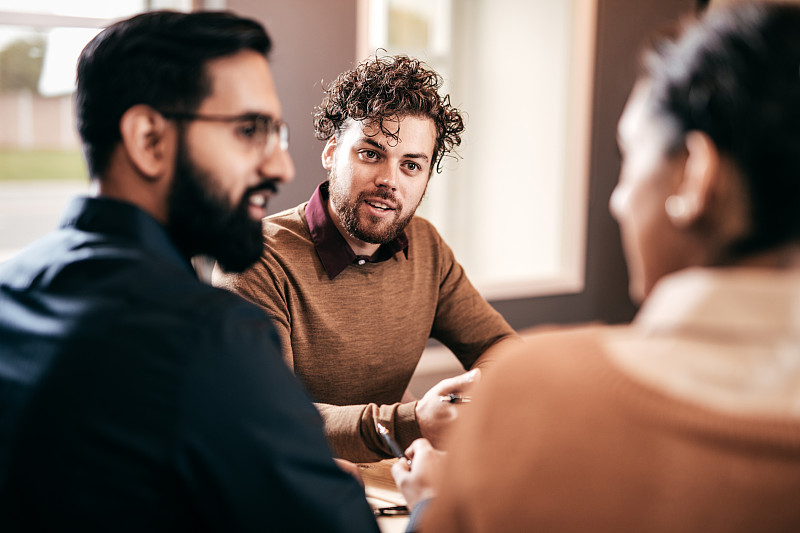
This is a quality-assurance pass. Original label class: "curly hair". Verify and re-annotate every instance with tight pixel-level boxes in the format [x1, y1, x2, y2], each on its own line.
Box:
[313, 54, 464, 173]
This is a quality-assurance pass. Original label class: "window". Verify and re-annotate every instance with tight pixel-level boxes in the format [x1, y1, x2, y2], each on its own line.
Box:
[359, 0, 596, 300]
[0, 1, 192, 262]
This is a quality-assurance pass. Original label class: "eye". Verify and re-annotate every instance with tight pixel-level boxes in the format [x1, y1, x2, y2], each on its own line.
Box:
[405, 161, 420, 172]
[235, 116, 275, 148]
[237, 120, 259, 139]
[361, 150, 379, 159]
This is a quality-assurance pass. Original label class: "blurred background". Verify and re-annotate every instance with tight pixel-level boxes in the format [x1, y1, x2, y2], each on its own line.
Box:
[1, 1, 714, 386]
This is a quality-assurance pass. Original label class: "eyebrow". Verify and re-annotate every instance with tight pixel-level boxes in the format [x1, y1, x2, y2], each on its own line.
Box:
[241, 111, 278, 121]
[360, 137, 430, 162]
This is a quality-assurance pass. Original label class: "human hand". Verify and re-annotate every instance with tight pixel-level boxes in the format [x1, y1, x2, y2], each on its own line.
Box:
[414, 368, 480, 448]
[391, 438, 446, 510]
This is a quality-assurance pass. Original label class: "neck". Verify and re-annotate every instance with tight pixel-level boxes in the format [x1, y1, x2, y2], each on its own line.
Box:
[94, 150, 171, 225]
[732, 243, 800, 270]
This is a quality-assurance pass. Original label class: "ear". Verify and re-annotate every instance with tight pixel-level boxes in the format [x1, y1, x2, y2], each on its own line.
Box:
[321, 136, 338, 171]
[665, 131, 720, 228]
[119, 104, 174, 181]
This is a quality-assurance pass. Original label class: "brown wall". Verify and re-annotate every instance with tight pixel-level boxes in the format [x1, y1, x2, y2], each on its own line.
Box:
[225, 0, 697, 331]
[227, 0, 358, 213]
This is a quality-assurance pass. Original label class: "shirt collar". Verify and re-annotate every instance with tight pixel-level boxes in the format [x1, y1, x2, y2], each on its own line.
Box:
[59, 196, 195, 276]
[305, 181, 409, 280]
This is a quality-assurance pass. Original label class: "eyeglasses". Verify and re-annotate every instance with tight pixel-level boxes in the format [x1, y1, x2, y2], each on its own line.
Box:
[160, 111, 289, 157]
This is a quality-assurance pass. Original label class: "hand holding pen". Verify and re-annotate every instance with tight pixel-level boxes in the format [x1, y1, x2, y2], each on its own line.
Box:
[438, 392, 472, 404]
[414, 368, 481, 448]
[390, 438, 446, 511]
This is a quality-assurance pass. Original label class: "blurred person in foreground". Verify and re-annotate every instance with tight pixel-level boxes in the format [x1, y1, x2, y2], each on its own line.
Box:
[396, 2, 800, 530]
[0, 10, 405, 532]
[213, 55, 518, 462]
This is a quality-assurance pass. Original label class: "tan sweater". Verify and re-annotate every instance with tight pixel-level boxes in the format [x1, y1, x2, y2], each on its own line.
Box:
[424, 325, 800, 532]
[213, 203, 515, 461]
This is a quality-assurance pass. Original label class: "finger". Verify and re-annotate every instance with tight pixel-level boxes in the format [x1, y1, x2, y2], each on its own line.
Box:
[391, 456, 411, 480]
[404, 438, 427, 458]
[435, 368, 480, 394]
[404, 445, 415, 462]
[405, 438, 434, 463]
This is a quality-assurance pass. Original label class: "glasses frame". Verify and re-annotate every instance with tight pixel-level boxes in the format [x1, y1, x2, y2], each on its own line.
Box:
[160, 111, 289, 157]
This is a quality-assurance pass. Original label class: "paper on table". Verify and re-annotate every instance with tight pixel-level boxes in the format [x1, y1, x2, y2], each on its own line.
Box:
[359, 459, 407, 507]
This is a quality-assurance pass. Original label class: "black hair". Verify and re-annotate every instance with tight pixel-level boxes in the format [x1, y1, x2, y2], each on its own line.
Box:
[75, 10, 271, 178]
[641, 2, 800, 256]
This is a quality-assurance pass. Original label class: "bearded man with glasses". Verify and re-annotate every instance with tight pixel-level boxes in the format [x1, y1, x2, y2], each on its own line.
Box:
[0, 10, 412, 532]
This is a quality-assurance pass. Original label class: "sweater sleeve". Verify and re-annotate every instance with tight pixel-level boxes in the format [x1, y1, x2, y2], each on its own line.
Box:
[316, 401, 422, 462]
[428, 227, 517, 368]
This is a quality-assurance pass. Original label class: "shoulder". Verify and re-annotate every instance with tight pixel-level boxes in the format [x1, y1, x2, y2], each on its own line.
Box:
[406, 215, 441, 240]
[486, 325, 622, 392]
[259, 203, 315, 260]
[405, 216, 452, 256]
[169, 282, 286, 388]
[147, 266, 276, 342]
[213, 203, 314, 290]
[262, 203, 308, 239]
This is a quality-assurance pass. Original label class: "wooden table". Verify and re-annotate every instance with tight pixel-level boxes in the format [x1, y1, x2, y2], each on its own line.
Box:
[359, 459, 410, 533]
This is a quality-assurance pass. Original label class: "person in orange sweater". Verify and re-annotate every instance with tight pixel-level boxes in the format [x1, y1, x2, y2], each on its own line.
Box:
[395, 2, 800, 530]
[214, 55, 519, 462]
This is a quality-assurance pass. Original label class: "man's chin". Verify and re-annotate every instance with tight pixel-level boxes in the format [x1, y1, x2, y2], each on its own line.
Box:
[350, 216, 402, 244]
[353, 230, 399, 246]
[210, 226, 264, 273]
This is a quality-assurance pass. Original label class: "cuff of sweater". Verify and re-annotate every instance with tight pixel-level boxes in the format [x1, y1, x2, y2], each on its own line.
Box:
[405, 498, 433, 533]
[393, 401, 423, 449]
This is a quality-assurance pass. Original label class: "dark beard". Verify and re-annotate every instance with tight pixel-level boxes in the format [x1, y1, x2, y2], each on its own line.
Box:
[166, 138, 270, 273]
[328, 177, 417, 245]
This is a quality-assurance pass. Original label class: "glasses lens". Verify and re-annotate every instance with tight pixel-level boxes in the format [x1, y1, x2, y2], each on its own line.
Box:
[255, 115, 272, 142]
[263, 121, 289, 157]
[278, 123, 289, 151]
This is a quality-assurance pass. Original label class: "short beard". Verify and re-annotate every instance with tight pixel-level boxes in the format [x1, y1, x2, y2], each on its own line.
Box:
[166, 136, 268, 273]
[328, 173, 419, 245]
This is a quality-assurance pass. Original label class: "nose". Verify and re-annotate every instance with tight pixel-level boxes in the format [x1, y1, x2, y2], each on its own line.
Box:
[376, 165, 398, 190]
[260, 144, 295, 184]
[608, 179, 627, 222]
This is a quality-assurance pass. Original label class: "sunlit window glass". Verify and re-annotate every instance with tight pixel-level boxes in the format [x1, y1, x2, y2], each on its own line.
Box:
[364, 0, 593, 299]
[0, 1, 190, 263]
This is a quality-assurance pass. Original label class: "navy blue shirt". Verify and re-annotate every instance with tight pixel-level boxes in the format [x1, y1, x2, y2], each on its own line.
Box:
[0, 196, 380, 532]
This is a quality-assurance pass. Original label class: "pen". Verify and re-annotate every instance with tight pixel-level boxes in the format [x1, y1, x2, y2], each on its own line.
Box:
[374, 505, 410, 517]
[438, 393, 472, 404]
[376, 423, 411, 466]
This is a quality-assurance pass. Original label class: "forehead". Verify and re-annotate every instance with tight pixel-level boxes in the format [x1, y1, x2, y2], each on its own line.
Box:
[198, 49, 282, 116]
[618, 81, 654, 146]
[339, 116, 436, 153]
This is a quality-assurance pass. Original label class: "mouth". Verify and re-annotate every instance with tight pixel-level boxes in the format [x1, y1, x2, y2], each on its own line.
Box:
[245, 181, 278, 221]
[364, 198, 396, 213]
[249, 193, 268, 207]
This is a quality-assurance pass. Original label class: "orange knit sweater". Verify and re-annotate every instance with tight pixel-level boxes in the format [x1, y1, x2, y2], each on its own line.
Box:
[425, 327, 800, 532]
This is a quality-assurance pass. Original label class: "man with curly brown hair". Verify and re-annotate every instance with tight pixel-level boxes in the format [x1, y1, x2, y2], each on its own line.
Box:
[214, 55, 518, 462]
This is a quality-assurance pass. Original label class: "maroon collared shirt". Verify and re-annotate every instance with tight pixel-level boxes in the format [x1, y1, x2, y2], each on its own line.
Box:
[305, 181, 409, 280]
